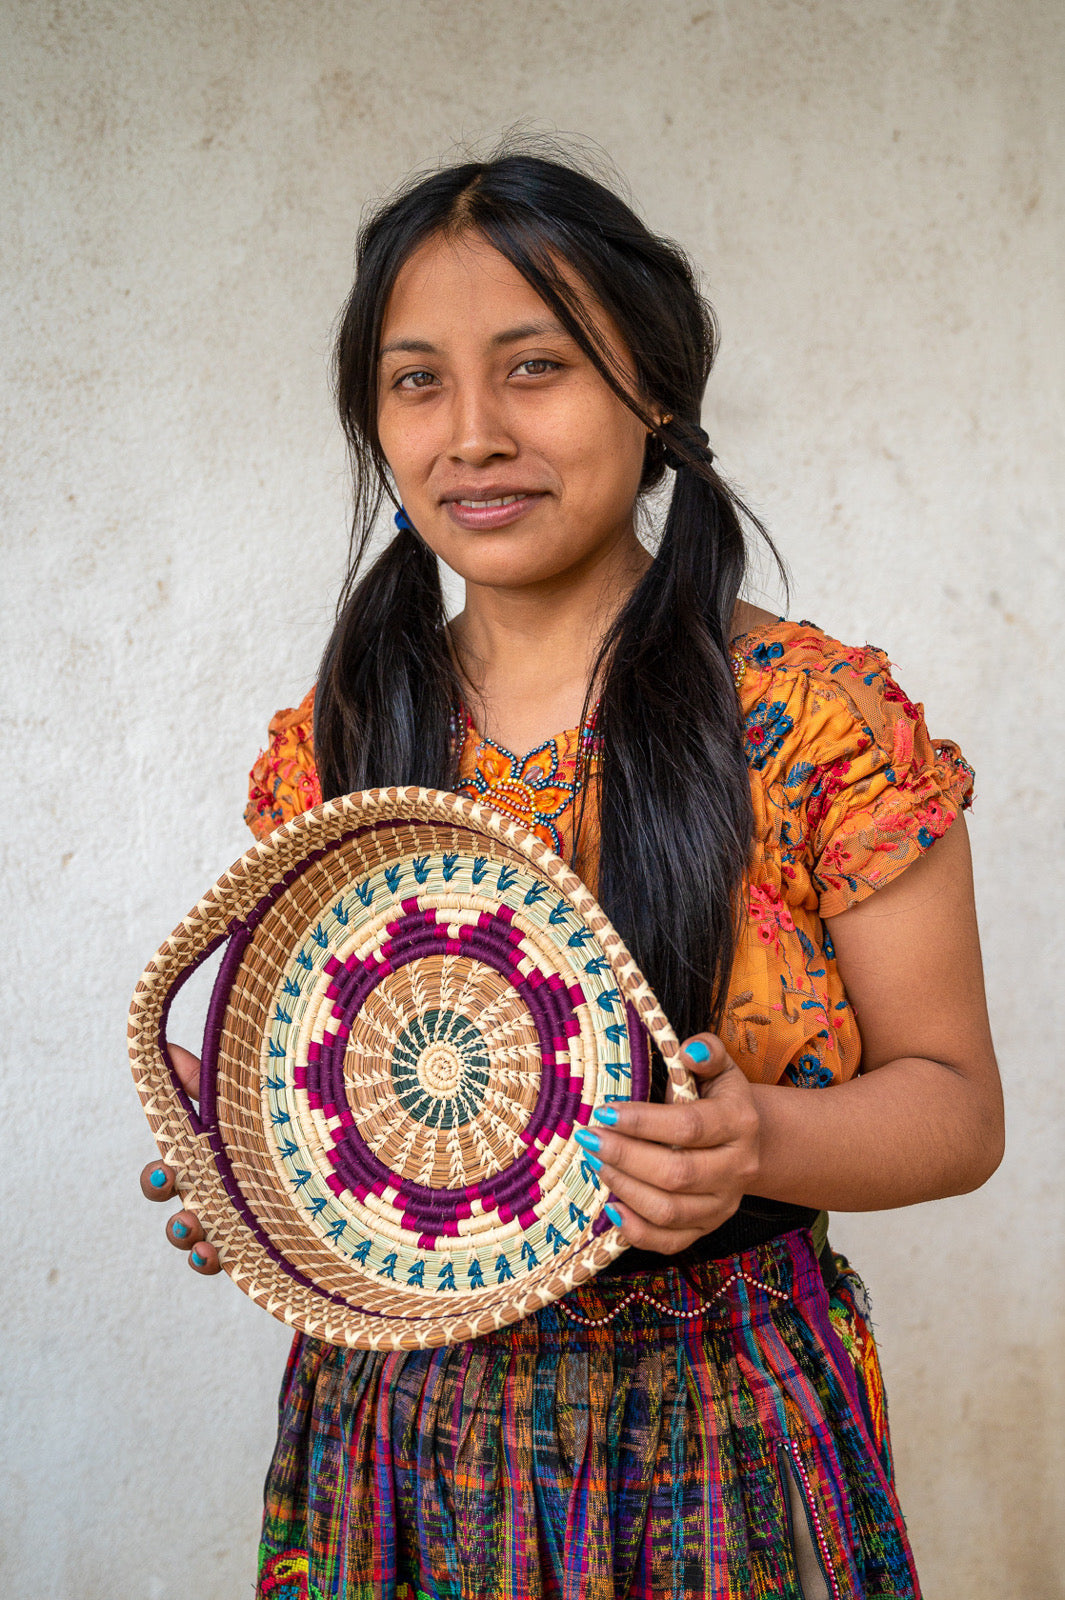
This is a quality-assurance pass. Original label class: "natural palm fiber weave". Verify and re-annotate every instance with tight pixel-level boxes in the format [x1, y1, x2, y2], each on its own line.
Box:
[129, 787, 694, 1349]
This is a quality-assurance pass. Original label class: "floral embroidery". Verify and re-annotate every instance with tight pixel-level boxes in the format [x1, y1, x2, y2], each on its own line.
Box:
[743, 699, 795, 770]
[749, 639, 785, 670]
[748, 882, 796, 951]
[246, 690, 321, 839]
[785, 1053, 836, 1089]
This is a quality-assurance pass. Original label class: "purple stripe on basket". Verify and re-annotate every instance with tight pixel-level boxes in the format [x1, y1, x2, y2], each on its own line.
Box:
[157, 927, 232, 1137]
[184, 823, 501, 1311]
[193, 830, 371, 1131]
[627, 1002, 650, 1102]
[188, 826, 405, 1312]
[198, 924, 253, 1131]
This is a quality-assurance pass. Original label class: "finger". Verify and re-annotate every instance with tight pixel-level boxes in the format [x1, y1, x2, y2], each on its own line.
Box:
[601, 1198, 707, 1257]
[166, 1210, 203, 1251]
[577, 1124, 731, 1193]
[599, 1160, 735, 1238]
[141, 1161, 176, 1201]
[168, 1042, 202, 1101]
[188, 1238, 221, 1276]
[666, 1034, 731, 1103]
[588, 1093, 723, 1150]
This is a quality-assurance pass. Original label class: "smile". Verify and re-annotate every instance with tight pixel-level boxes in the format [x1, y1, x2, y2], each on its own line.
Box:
[455, 495, 526, 508]
[443, 492, 545, 531]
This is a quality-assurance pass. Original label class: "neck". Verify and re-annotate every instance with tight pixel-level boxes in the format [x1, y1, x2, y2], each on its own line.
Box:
[449, 528, 651, 752]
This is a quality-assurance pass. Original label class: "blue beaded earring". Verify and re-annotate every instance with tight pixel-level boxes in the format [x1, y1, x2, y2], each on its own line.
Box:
[394, 507, 414, 533]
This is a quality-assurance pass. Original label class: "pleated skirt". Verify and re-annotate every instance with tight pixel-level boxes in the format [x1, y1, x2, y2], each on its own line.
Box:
[256, 1229, 920, 1600]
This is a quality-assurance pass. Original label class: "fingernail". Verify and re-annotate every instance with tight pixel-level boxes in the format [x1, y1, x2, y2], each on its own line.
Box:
[574, 1127, 601, 1153]
[149, 1168, 168, 1189]
[685, 1040, 711, 1063]
[604, 1203, 623, 1228]
[191, 1250, 206, 1267]
[592, 1105, 618, 1126]
[171, 1221, 189, 1240]
[581, 1150, 603, 1173]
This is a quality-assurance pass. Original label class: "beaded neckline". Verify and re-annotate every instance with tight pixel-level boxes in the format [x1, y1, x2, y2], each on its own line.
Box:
[459, 700, 601, 771]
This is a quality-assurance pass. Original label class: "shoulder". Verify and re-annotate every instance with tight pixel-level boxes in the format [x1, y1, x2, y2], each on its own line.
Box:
[732, 617, 929, 768]
[244, 686, 321, 840]
[734, 619, 975, 914]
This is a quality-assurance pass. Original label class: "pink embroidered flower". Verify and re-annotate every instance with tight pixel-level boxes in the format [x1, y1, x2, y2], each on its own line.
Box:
[749, 882, 796, 949]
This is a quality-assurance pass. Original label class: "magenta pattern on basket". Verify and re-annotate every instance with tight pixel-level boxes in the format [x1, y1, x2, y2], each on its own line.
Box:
[305, 896, 646, 1244]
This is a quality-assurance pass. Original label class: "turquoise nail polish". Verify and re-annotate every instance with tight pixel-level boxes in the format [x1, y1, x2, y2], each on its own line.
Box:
[592, 1105, 618, 1126]
[172, 1221, 189, 1239]
[574, 1127, 601, 1153]
[685, 1040, 711, 1063]
[149, 1169, 167, 1189]
[604, 1203, 623, 1228]
[582, 1150, 603, 1173]
[191, 1250, 206, 1267]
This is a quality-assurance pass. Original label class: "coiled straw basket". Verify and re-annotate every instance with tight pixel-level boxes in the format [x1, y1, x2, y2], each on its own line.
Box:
[129, 788, 694, 1349]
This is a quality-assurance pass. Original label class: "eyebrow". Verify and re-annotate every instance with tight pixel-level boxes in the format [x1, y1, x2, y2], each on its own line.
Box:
[378, 320, 571, 359]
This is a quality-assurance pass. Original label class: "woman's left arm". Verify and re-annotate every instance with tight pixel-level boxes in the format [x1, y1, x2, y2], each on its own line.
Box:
[586, 816, 1004, 1253]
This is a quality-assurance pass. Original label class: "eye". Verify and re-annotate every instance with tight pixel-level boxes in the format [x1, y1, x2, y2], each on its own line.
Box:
[395, 369, 438, 390]
[511, 358, 562, 378]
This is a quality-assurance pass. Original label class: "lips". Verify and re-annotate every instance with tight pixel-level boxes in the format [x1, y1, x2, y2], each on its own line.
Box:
[442, 490, 546, 532]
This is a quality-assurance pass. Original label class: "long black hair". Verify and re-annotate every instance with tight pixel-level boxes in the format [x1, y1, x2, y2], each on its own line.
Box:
[315, 147, 783, 1061]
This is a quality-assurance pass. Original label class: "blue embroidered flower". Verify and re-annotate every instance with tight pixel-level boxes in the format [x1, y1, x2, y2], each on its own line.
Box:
[785, 1053, 836, 1089]
[750, 640, 785, 669]
[743, 700, 795, 771]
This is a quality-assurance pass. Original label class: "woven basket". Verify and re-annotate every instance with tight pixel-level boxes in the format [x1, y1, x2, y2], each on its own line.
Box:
[129, 787, 694, 1349]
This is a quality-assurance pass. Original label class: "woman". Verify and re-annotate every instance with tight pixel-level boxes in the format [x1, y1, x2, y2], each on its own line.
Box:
[141, 151, 1003, 1600]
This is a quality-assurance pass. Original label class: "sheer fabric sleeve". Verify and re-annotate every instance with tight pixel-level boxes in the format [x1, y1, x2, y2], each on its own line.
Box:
[244, 687, 322, 841]
[799, 648, 975, 918]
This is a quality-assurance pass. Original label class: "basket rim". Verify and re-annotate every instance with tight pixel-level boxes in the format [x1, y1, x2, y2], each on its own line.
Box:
[129, 785, 693, 1349]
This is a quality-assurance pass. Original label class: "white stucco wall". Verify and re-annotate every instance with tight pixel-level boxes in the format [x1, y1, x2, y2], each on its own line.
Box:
[2, 2, 1062, 1595]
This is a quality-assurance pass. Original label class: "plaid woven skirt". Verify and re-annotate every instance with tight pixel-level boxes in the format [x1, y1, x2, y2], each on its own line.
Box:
[257, 1230, 920, 1600]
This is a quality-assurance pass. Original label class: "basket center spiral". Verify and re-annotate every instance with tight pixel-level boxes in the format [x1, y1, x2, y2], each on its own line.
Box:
[417, 1043, 464, 1096]
[391, 1009, 491, 1127]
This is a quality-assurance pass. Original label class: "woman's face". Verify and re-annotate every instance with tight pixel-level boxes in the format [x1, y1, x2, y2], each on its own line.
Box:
[376, 230, 650, 594]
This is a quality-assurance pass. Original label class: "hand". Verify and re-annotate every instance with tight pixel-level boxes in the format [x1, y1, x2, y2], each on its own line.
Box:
[139, 1043, 220, 1275]
[576, 1033, 761, 1254]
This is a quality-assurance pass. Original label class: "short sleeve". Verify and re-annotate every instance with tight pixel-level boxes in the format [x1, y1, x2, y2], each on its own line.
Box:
[244, 687, 322, 840]
[803, 650, 975, 918]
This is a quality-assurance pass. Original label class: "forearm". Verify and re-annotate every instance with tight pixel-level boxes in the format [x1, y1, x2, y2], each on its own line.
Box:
[749, 1055, 1005, 1212]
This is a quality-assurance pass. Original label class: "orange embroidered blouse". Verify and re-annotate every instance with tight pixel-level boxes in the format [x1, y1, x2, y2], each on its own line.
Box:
[245, 619, 973, 1090]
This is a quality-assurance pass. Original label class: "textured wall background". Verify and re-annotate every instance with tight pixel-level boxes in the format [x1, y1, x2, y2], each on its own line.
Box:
[2, 2, 1062, 1595]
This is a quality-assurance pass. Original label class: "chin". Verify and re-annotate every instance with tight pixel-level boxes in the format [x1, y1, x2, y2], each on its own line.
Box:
[428, 526, 581, 589]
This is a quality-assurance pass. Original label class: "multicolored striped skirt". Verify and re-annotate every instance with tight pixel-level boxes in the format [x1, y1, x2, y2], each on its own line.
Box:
[257, 1229, 920, 1599]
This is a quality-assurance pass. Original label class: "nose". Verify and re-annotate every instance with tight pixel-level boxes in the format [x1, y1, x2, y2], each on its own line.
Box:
[445, 380, 517, 466]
